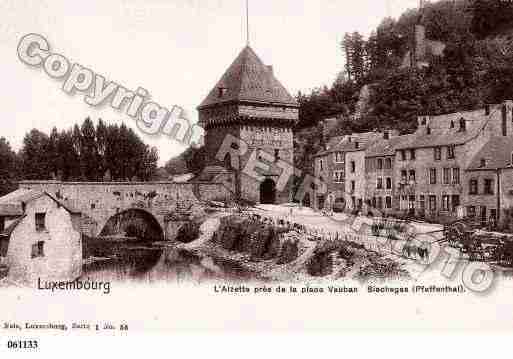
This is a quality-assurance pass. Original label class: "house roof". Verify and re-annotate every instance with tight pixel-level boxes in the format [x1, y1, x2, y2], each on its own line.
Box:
[0, 189, 81, 216]
[198, 46, 299, 109]
[198, 46, 298, 109]
[332, 132, 384, 153]
[0, 215, 25, 239]
[467, 137, 513, 171]
[365, 134, 417, 157]
[395, 125, 483, 150]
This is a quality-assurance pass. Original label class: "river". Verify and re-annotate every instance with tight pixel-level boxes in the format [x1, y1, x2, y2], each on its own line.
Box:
[82, 240, 259, 285]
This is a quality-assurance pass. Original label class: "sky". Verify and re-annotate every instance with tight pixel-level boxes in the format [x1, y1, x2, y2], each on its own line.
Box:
[0, 0, 420, 166]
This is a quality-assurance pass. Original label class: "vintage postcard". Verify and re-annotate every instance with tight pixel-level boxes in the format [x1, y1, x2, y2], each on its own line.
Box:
[1, 0, 513, 349]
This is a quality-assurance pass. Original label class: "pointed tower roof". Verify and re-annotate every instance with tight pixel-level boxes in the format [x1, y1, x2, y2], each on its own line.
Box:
[198, 46, 298, 110]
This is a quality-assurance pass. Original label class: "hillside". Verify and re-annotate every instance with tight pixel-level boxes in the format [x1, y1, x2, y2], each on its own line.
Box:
[294, 0, 513, 179]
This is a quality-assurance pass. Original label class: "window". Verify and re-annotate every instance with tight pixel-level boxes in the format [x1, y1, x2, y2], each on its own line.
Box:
[385, 196, 392, 209]
[469, 179, 478, 195]
[401, 170, 407, 182]
[447, 146, 455, 159]
[490, 209, 498, 222]
[372, 197, 377, 208]
[335, 152, 344, 163]
[35, 213, 46, 232]
[31, 241, 45, 258]
[468, 206, 476, 218]
[409, 170, 416, 182]
[419, 195, 426, 211]
[400, 150, 406, 161]
[333, 171, 344, 183]
[452, 168, 460, 184]
[410, 149, 416, 160]
[434, 147, 442, 161]
[459, 118, 466, 131]
[426, 126, 431, 135]
[385, 158, 392, 169]
[377, 197, 383, 209]
[443, 168, 451, 185]
[409, 196, 416, 210]
[377, 158, 383, 170]
[480, 158, 486, 168]
[452, 195, 460, 211]
[377, 177, 383, 189]
[386, 177, 392, 189]
[91, 203, 96, 209]
[429, 195, 437, 211]
[0, 217, 4, 232]
[484, 179, 494, 195]
[429, 168, 437, 185]
[319, 159, 323, 171]
[442, 195, 450, 211]
[274, 149, 280, 162]
[217, 87, 227, 98]
[350, 181, 356, 192]
[350, 161, 356, 173]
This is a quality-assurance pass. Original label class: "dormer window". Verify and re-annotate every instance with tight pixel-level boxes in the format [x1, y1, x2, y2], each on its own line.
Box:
[217, 87, 228, 98]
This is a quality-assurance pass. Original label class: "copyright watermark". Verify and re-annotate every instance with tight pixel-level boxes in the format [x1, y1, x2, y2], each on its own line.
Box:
[17, 33, 204, 147]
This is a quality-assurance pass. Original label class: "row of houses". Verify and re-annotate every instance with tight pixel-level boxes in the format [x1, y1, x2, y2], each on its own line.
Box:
[313, 100, 513, 226]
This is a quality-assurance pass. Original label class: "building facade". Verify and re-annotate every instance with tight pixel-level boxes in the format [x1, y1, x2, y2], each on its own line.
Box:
[197, 46, 299, 205]
[0, 189, 82, 285]
[316, 100, 513, 224]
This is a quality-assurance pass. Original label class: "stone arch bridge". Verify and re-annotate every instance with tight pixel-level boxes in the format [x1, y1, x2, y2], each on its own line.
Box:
[19, 181, 233, 240]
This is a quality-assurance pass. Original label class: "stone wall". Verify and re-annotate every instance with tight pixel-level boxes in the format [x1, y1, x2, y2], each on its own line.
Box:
[6, 195, 82, 285]
[18, 181, 232, 237]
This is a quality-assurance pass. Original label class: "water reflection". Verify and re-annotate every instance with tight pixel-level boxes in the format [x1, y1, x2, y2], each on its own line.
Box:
[82, 241, 258, 285]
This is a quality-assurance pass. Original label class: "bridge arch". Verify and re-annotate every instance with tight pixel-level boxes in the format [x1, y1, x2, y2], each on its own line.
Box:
[99, 208, 165, 242]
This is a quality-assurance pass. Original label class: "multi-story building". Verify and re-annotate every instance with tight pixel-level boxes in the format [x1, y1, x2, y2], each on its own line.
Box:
[313, 131, 386, 211]
[393, 101, 513, 221]
[464, 136, 513, 225]
[365, 133, 409, 215]
[316, 100, 513, 224]
[312, 135, 347, 209]
[0, 189, 82, 285]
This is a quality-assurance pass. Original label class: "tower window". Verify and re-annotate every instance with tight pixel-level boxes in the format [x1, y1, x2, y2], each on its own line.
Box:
[217, 87, 227, 98]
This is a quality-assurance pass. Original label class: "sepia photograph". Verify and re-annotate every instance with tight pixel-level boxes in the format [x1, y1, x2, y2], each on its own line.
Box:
[1, 0, 513, 353]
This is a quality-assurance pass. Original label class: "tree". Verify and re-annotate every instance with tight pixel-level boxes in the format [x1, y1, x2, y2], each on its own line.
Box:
[21, 129, 50, 180]
[0, 138, 18, 196]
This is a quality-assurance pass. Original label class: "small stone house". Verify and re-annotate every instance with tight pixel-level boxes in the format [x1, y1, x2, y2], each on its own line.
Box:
[0, 189, 82, 285]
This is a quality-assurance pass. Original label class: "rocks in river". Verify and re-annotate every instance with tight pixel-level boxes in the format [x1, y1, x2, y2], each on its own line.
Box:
[213, 215, 300, 264]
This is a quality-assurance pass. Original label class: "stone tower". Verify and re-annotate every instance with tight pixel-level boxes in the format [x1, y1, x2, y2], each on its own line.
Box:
[197, 46, 299, 204]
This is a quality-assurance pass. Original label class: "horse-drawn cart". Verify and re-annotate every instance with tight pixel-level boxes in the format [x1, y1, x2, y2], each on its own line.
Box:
[441, 219, 513, 266]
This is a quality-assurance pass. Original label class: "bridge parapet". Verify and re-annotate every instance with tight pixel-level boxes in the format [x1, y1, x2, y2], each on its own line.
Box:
[18, 181, 233, 238]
